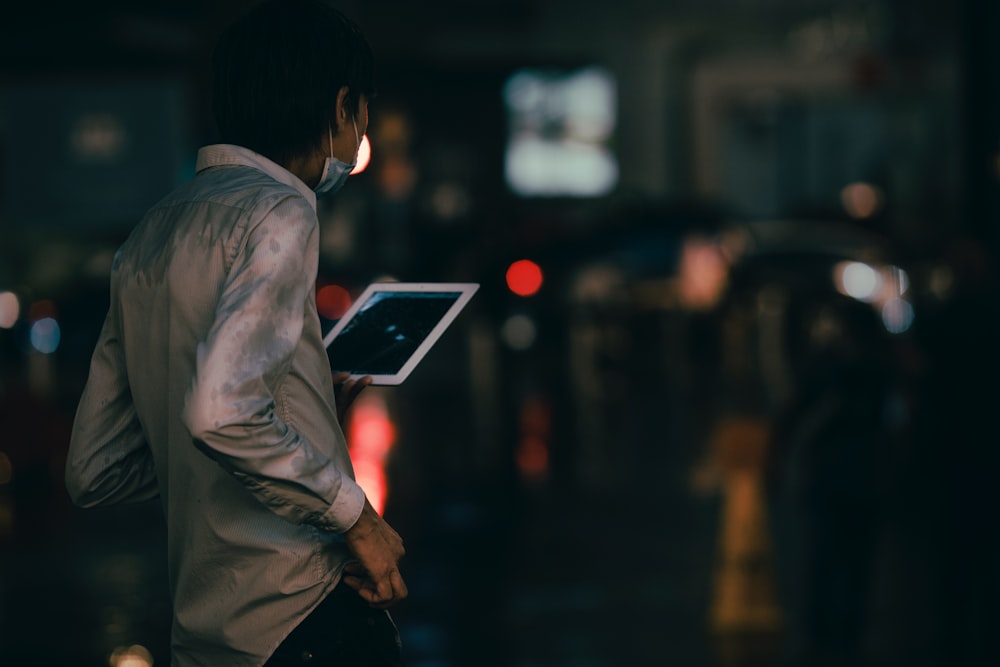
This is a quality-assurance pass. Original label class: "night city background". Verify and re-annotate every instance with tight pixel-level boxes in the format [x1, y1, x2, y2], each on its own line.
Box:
[1, 1, 998, 665]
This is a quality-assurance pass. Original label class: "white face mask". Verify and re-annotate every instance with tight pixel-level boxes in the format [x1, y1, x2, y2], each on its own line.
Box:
[314, 119, 359, 196]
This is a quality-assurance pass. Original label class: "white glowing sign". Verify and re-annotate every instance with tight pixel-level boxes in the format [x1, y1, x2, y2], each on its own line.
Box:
[504, 67, 618, 197]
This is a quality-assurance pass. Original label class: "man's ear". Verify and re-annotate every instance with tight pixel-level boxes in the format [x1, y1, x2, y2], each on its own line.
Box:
[335, 86, 351, 125]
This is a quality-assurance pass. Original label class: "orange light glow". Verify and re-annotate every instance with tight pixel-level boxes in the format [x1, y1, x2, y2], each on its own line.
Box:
[316, 284, 353, 320]
[346, 392, 396, 515]
[109, 645, 153, 667]
[678, 237, 729, 311]
[352, 415, 396, 457]
[841, 182, 884, 219]
[506, 259, 544, 297]
[351, 135, 372, 175]
[515, 396, 552, 482]
[515, 435, 550, 479]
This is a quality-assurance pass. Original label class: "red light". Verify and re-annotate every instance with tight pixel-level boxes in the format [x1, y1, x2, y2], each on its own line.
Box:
[316, 284, 352, 320]
[506, 259, 543, 297]
[28, 299, 57, 322]
[347, 393, 396, 516]
[515, 435, 549, 480]
[515, 396, 551, 483]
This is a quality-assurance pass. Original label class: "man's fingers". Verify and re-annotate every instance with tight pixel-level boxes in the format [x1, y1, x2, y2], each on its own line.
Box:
[345, 577, 388, 606]
[345, 376, 372, 399]
[348, 569, 407, 609]
[341, 501, 406, 608]
[371, 569, 407, 608]
[343, 561, 366, 576]
[389, 569, 408, 601]
[361, 591, 395, 609]
[374, 572, 394, 603]
[333, 375, 373, 423]
[332, 373, 372, 389]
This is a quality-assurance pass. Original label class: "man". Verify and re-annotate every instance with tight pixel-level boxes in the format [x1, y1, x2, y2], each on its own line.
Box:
[65, 1, 407, 665]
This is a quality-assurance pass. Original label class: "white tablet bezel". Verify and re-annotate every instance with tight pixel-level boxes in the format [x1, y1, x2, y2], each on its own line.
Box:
[322, 282, 479, 385]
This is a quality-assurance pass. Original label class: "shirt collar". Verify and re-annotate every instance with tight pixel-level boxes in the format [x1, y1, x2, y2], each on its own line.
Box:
[196, 144, 317, 211]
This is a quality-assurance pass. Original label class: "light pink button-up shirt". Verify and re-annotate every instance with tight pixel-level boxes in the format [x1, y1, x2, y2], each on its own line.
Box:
[66, 144, 367, 666]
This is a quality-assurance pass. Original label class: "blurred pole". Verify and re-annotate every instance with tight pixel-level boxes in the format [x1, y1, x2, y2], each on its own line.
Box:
[27, 351, 55, 401]
[962, 0, 1000, 257]
[468, 319, 503, 477]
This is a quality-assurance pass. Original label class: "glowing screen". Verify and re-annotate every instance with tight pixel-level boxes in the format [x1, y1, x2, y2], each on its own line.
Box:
[327, 291, 462, 375]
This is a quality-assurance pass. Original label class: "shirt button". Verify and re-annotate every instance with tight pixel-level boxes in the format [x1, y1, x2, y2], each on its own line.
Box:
[300, 650, 314, 662]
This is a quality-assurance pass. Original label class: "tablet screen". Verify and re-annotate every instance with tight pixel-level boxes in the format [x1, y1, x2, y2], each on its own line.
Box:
[327, 284, 471, 384]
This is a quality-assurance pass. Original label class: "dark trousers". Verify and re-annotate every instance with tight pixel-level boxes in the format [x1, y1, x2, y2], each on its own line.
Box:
[264, 584, 403, 666]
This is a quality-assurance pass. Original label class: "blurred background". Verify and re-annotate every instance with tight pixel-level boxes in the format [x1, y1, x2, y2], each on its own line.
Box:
[1, 0, 998, 665]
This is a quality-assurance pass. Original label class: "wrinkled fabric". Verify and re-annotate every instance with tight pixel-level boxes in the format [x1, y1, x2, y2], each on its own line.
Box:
[66, 144, 367, 667]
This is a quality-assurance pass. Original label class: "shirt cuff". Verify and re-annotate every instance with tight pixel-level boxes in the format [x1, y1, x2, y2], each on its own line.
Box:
[319, 477, 366, 532]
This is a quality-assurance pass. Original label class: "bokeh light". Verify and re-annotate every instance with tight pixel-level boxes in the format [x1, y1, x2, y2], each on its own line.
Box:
[316, 284, 353, 320]
[515, 435, 550, 480]
[834, 261, 882, 302]
[678, 237, 729, 310]
[506, 259, 543, 297]
[28, 299, 57, 322]
[881, 297, 915, 334]
[109, 644, 153, 667]
[0, 291, 20, 329]
[501, 314, 537, 350]
[515, 397, 552, 482]
[504, 67, 618, 197]
[841, 182, 885, 219]
[29, 317, 61, 354]
[350, 135, 371, 175]
[347, 391, 396, 516]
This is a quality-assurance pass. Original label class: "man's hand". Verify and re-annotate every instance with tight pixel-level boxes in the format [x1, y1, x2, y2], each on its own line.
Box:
[341, 499, 408, 608]
[332, 372, 372, 425]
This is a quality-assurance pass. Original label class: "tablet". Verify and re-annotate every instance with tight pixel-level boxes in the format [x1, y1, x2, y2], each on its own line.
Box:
[323, 282, 479, 385]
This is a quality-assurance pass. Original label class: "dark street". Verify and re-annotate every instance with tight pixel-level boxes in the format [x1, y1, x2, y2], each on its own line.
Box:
[2, 0, 999, 665]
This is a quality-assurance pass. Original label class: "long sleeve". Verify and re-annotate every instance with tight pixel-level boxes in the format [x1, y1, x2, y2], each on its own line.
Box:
[181, 196, 365, 533]
[66, 264, 159, 507]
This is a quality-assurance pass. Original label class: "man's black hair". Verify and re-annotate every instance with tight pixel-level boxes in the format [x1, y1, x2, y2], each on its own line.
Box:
[212, 0, 375, 166]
